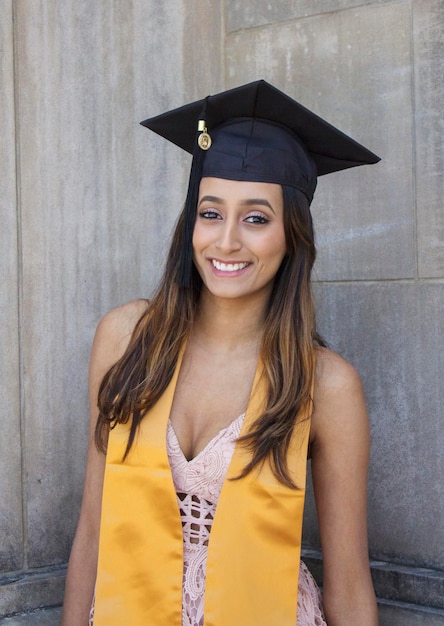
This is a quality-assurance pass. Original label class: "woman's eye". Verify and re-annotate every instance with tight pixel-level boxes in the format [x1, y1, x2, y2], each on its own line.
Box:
[199, 209, 221, 220]
[245, 214, 270, 225]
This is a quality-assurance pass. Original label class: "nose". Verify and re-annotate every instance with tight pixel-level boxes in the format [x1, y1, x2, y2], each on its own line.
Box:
[216, 219, 242, 253]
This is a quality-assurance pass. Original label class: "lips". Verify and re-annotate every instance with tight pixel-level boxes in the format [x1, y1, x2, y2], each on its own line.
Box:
[211, 259, 249, 272]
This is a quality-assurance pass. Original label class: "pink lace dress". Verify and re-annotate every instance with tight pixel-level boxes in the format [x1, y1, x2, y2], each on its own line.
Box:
[167, 413, 327, 626]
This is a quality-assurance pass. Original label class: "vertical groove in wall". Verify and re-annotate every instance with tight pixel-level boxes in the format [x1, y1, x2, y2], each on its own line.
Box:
[409, 0, 419, 280]
[221, 0, 226, 87]
[11, 0, 27, 571]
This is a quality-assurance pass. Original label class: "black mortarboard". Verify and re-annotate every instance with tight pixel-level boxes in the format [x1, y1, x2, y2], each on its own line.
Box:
[141, 80, 380, 285]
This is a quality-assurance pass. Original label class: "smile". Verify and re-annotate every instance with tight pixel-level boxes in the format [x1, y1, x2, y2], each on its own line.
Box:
[211, 259, 249, 272]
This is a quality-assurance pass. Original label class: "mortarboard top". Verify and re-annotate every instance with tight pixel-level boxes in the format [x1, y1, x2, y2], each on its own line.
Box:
[141, 79, 380, 203]
[140, 80, 380, 286]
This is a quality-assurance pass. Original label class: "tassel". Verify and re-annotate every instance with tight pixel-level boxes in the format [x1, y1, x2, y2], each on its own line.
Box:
[177, 98, 210, 288]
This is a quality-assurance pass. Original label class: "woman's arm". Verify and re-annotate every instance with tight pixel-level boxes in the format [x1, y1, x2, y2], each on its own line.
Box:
[310, 348, 379, 626]
[61, 300, 148, 625]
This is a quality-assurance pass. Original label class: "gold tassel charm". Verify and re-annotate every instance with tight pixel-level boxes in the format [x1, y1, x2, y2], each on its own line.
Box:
[197, 119, 212, 150]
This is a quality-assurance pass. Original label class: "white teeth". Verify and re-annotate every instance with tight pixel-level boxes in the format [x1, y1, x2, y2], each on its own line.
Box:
[212, 260, 248, 272]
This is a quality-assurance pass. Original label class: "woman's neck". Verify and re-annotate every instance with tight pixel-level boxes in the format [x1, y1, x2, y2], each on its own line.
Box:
[192, 290, 267, 353]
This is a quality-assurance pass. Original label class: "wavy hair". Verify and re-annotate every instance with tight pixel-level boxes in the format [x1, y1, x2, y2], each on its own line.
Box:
[95, 184, 324, 487]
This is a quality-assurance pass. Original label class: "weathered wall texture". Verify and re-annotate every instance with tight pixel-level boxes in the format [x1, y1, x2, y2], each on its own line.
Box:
[0, 0, 442, 623]
[1, 0, 22, 581]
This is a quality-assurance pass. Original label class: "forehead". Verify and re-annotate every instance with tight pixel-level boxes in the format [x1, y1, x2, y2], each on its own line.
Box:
[198, 177, 283, 205]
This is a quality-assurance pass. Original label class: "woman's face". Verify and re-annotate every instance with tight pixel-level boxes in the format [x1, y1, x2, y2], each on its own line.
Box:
[192, 177, 286, 302]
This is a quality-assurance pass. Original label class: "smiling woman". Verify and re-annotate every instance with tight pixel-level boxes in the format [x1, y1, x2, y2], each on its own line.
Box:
[61, 80, 380, 626]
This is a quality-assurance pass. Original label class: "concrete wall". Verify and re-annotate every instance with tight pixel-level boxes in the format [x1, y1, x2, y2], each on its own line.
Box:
[0, 1, 442, 623]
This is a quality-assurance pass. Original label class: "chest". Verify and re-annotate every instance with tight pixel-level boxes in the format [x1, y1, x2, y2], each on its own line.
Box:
[169, 346, 258, 460]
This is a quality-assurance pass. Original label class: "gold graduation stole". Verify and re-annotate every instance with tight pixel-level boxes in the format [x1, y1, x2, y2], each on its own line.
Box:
[94, 355, 311, 625]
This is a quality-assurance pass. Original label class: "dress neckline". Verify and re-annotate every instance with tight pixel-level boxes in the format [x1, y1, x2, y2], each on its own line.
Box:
[168, 413, 245, 464]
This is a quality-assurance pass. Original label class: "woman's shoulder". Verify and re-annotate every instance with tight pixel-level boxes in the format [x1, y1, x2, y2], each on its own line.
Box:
[97, 299, 149, 337]
[314, 346, 363, 396]
[311, 347, 368, 443]
[91, 299, 150, 370]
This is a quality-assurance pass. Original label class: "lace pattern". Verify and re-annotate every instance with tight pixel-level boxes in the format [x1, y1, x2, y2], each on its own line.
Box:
[167, 415, 245, 626]
[298, 561, 327, 625]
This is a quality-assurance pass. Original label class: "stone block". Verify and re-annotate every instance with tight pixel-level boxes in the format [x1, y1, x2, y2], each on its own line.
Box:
[182, 0, 224, 101]
[379, 602, 444, 626]
[225, 0, 395, 32]
[14, 0, 189, 567]
[302, 548, 444, 611]
[305, 282, 444, 568]
[0, 607, 62, 626]
[413, 0, 444, 277]
[371, 560, 444, 610]
[0, 0, 23, 573]
[0, 567, 64, 618]
[226, 3, 415, 280]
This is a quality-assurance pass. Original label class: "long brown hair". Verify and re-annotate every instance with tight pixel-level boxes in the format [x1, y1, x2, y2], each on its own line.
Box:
[96, 184, 324, 486]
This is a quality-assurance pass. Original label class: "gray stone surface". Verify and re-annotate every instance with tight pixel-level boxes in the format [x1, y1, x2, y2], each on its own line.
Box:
[379, 602, 444, 626]
[303, 282, 444, 568]
[0, 0, 23, 573]
[225, 2, 415, 281]
[303, 549, 444, 609]
[225, 0, 395, 32]
[14, 0, 187, 568]
[182, 0, 224, 101]
[414, 0, 444, 278]
[0, 606, 62, 626]
[371, 560, 444, 609]
[0, 568, 65, 618]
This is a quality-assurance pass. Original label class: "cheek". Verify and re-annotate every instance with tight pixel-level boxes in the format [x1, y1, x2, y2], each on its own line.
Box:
[192, 223, 203, 252]
[263, 230, 286, 262]
[192, 224, 212, 268]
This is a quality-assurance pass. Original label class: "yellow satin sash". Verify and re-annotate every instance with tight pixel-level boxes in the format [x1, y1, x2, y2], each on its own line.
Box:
[94, 354, 311, 625]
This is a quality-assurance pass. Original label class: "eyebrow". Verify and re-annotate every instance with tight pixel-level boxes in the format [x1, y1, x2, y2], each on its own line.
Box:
[198, 195, 223, 206]
[198, 195, 276, 214]
[242, 198, 275, 214]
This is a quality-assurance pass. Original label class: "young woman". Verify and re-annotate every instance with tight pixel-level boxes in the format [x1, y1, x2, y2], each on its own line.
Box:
[62, 80, 380, 625]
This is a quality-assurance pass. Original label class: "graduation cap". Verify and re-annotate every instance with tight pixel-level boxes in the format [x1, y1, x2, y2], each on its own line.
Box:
[141, 80, 380, 286]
